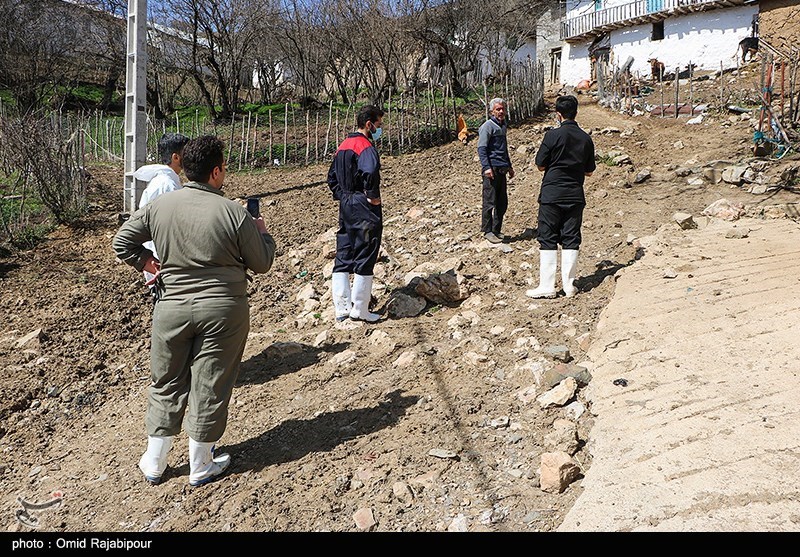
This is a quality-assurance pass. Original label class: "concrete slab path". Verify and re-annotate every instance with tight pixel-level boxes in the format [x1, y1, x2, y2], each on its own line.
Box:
[559, 216, 800, 531]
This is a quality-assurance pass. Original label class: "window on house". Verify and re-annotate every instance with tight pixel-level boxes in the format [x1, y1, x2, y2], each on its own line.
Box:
[652, 21, 664, 41]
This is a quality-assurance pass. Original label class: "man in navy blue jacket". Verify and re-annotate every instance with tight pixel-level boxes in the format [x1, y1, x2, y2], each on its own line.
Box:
[327, 105, 385, 322]
[477, 98, 515, 244]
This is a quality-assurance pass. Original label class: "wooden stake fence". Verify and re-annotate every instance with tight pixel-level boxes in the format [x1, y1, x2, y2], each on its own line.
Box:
[1, 63, 548, 171]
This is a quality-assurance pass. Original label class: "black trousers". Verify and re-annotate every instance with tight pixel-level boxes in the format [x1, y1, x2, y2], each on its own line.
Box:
[537, 202, 584, 250]
[481, 173, 508, 235]
[333, 192, 383, 276]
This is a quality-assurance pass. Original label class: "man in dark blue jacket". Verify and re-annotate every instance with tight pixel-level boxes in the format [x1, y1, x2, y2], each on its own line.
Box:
[527, 95, 595, 299]
[327, 105, 385, 322]
[477, 97, 515, 244]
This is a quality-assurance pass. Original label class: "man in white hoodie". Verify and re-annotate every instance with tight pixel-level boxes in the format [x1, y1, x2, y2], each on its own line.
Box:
[134, 133, 190, 297]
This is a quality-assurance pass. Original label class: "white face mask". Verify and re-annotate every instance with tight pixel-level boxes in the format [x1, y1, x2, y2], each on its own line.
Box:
[371, 124, 383, 141]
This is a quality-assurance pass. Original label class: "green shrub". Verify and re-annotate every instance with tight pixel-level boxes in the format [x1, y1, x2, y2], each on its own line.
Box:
[10, 223, 52, 250]
[69, 84, 105, 104]
[597, 154, 618, 167]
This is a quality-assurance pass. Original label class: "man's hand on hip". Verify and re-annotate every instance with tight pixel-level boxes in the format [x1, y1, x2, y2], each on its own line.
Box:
[508, 168, 516, 179]
[142, 256, 160, 276]
[143, 256, 161, 286]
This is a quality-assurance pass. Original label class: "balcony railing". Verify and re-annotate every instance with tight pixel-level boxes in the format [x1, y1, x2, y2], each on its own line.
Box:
[561, 0, 749, 41]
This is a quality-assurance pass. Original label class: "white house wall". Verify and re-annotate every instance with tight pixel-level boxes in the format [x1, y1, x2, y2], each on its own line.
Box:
[565, 0, 598, 19]
[478, 41, 539, 78]
[560, 3, 758, 85]
[536, 3, 564, 66]
[562, 41, 592, 86]
[611, 5, 758, 77]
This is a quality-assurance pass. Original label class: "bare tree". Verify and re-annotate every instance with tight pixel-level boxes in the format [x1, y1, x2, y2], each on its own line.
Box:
[402, 0, 547, 97]
[272, 0, 331, 106]
[0, 114, 86, 225]
[252, 30, 286, 105]
[0, 0, 82, 112]
[76, 0, 128, 110]
[164, 0, 273, 120]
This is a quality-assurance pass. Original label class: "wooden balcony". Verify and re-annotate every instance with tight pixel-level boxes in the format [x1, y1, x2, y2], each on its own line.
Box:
[561, 0, 752, 42]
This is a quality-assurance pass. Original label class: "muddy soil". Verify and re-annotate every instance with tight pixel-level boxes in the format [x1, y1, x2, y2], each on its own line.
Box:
[1, 71, 798, 532]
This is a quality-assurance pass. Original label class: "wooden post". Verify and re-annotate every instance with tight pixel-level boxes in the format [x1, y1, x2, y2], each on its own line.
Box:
[324, 100, 333, 157]
[80, 120, 86, 195]
[238, 112, 246, 171]
[252, 113, 259, 167]
[283, 102, 288, 166]
[719, 61, 724, 113]
[116, 118, 122, 158]
[780, 59, 785, 124]
[399, 92, 405, 153]
[790, 57, 797, 124]
[175, 111, 180, 135]
[335, 106, 340, 146]
[291, 102, 296, 164]
[93, 111, 98, 158]
[428, 81, 433, 129]
[305, 110, 310, 165]
[689, 61, 694, 117]
[451, 87, 457, 136]
[228, 114, 236, 164]
[315, 112, 319, 163]
[759, 53, 767, 137]
[268, 108, 273, 164]
[412, 86, 417, 149]
[386, 86, 392, 153]
[443, 81, 448, 131]
[483, 80, 488, 121]
[504, 74, 510, 122]
[245, 111, 252, 165]
[674, 67, 679, 119]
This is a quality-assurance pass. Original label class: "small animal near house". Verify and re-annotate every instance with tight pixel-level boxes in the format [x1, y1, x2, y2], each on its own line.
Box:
[648, 58, 665, 82]
[738, 37, 758, 63]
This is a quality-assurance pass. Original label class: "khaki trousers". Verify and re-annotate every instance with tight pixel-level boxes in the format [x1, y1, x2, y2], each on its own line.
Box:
[146, 296, 249, 442]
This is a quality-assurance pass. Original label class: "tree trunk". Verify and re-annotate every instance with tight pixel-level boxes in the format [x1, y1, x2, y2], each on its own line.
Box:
[100, 65, 122, 110]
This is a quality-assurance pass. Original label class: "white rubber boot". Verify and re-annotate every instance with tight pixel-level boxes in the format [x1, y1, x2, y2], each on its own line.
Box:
[562, 249, 579, 298]
[188, 438, 231, 487]
[349, 274, 380, 322]
[525, 250, 558, 299]
[138, 435, 173, 485]
[331, 272, 352, 321]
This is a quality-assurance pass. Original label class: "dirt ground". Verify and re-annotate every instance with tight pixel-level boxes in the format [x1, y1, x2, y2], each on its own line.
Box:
[1, 68, 798, 532]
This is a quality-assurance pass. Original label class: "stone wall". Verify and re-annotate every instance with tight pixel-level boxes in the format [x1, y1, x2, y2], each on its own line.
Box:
[758, 0, 800, 52]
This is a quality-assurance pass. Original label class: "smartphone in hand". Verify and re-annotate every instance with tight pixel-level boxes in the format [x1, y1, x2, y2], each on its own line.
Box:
[246, 197, 260, 217]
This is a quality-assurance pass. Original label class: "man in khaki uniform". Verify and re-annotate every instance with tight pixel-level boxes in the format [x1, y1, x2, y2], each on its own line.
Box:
[113, 135, 276, 487]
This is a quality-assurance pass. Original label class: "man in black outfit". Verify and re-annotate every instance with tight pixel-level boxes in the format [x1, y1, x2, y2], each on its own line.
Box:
[527, 95, 595, 299]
